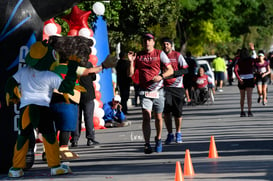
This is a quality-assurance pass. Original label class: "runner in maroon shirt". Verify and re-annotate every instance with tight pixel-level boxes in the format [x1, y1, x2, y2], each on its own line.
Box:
[254, 52, 270, 105]
[234, 43, 256, 117]
[161, 37, 188, 145]
[128, 33, 173, 154]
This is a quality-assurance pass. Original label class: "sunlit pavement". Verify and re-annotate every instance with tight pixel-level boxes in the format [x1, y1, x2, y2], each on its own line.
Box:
[1, 84, 273, 180]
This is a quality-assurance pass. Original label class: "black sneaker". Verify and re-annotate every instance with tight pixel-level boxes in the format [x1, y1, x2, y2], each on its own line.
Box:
[144, 143, 153, 154]
[71, 142, 78, 147]
[248, 111, 253, 117]
[257, 96, 262, 103]
[240, 111, 246, 117]
[87, 139, 100, 146]
[91, 139, 100, 145]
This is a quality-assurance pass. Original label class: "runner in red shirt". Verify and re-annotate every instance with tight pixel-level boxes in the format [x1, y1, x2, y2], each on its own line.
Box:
[161, 37, 188, 145]
[128, 33, 173, 154]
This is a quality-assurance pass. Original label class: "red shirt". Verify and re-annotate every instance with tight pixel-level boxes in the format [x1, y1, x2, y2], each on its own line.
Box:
[135, 49, 171, 91]
[254, 61, 269, 73]
[194, 74, 210, 89]
[164, 51, 188, 88]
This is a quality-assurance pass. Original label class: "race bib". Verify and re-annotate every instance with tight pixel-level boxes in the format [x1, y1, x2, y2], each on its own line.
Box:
[260, 67, 266, 73]
[144, 91, 159, 98]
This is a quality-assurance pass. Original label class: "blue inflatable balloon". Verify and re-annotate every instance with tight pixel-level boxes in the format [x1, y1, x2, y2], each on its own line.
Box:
[93, 16, 114, 104]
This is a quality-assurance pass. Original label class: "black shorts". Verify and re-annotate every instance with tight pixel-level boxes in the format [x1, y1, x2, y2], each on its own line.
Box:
[238, 78, 255, 90]
[256, 75, 270, 85]
[214, 71, 225, 81]
[163, 87, 185, 117]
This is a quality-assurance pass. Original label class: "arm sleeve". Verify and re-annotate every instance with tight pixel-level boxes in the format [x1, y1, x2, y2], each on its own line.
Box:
[12, 67, 24, 83]
[76, 66, 86, 76]
[116, 111, 126, 121]
[179, 54, 188, 68]
[171, 69, 189, 78]
[160, 51, 171, 65]
[58, 60, 78, 95]
[103, 103, 114, 121]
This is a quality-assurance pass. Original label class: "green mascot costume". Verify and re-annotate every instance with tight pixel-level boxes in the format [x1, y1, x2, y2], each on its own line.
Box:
[5, 40, 81, 177]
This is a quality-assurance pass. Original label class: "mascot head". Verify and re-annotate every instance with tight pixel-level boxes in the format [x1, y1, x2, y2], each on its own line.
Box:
[25, 41, 60, 71]
[25, 35, 93, 71]
[48, 35, 93, 67]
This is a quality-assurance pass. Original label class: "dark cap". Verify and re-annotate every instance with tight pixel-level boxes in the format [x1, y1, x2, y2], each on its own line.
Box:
[161, 37, 172, 45]
[143, 33, 155, 40]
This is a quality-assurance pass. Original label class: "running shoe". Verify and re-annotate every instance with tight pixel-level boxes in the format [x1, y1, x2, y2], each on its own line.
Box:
[257, 96, 262, 103]
[155, 137, 162, 153]
[240, 111, 246, 117]
[248, 111, 254, 117]
[263, 100, 267, 106]
[164, 133, 174, 144]
[8, 167, 24, 178]
[144, 143, 153, 154]
[51, 164, 72, 176]
[71, 141, 78, 147]
[175, 132, 183, 143]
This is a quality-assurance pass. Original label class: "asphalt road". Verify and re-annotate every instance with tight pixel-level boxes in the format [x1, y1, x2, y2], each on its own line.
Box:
[1, 84, 273, 181]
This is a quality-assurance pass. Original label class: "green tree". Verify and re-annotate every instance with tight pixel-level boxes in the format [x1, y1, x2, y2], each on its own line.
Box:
[177, 0, 273, 56]
[56, 0, 273, 57]
[111, 0, 180, 52]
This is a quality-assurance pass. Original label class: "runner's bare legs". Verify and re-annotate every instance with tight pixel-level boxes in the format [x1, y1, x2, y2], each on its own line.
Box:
[154, 112, 163, 140]
[142, 109, 151, 143]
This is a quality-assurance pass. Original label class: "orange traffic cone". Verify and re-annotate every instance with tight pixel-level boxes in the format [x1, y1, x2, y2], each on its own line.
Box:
[184, 149, 195, 176]
[175, 161, 184, 181]
[208, 136, 219, 158]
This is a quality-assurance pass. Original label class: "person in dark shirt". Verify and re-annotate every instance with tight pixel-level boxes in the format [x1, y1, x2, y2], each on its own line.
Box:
[268, 52, 273, 84]
[71, 62, 100, 147]
[183, 51, 198, 103]
[234, 44, 256, 117]
[116, 52, 131, 114]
